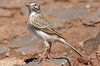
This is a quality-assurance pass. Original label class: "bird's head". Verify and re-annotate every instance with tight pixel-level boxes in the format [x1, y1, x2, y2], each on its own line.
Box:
[26, 2, 40, 13]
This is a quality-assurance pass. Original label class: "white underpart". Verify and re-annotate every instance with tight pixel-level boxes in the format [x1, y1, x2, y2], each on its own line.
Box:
[30, 12, 36, 17]
[35, 30, 56, 41]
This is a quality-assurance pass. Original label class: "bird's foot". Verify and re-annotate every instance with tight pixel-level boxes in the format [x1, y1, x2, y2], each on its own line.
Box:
[38, 48, 48, 63]
[46, 54, 53, 60]
[38, 55, 45, 63]
[38, 53, 53, 63]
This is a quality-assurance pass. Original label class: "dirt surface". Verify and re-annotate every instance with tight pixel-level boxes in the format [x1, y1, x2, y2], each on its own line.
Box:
[0, 0, 100, 66]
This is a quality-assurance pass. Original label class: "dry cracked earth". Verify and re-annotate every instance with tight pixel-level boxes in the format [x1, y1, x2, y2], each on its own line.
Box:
[0, 0, 100, 66]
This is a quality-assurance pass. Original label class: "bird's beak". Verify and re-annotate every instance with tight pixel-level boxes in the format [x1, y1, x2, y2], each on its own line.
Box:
[26, 3, 30, 7]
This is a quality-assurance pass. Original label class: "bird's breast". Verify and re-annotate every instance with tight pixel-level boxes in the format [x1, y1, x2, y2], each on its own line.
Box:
[35, 30, 56, 41]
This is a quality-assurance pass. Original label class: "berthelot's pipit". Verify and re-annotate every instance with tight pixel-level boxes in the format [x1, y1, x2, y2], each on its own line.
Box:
[26, 2, 83, 62]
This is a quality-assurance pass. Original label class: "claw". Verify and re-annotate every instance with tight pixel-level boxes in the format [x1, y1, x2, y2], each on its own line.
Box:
[38, 57, 44, 63]
[47, 54, 53, 60]
[38, 47, 48, 63]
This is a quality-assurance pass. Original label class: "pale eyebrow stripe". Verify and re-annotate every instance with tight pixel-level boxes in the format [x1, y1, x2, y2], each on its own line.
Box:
[30, 3, 36, 6]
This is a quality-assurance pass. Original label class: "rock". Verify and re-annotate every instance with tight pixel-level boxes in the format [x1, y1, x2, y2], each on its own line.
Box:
[42, 4, 89, 19]
[48, 19, 66, 29]
[52, 9, 88, 19]
[24, 62, 41, 66]
[82, 8, 100, 26]
[43, 58, 69, 66]
[0, 46, 10, 54]
[0, 9, 14, 17]
[16, 46, 43, 54]
[8, 34, 43, 48]
[0, 24, 28, 44]
[24, 58, 69, 66]
[0, 57, 25, 66]
[83, 32, 100, 55]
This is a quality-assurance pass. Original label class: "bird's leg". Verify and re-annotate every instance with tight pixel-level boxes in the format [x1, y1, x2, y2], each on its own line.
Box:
[46, 42, 53, 60]
[38, 41, 50, 63]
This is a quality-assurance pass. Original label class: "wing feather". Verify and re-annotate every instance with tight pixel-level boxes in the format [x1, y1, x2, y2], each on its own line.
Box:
[30, 15, 65, 39]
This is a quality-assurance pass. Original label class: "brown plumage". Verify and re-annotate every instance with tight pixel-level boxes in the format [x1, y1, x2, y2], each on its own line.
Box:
[26, 2, 83, 62]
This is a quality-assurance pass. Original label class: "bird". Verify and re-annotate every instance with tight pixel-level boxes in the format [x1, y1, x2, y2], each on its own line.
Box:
[26, 2, 83, 62]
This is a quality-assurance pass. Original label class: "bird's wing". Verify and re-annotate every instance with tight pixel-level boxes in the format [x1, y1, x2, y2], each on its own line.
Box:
[31, 17, 65, 39]
[40, 27, 64, 38]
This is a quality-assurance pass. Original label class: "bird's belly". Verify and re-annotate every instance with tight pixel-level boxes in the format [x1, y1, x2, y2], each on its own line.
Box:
[35, 30, 56, 41]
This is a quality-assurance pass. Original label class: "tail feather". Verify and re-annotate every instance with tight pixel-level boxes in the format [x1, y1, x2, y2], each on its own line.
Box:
[57, 38, 83, 57]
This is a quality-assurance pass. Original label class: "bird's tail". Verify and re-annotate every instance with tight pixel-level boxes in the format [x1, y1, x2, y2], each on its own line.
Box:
[57, 38, 83, 57]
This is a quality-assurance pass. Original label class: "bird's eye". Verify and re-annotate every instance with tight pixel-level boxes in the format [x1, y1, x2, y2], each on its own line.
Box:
[34, 4, 37, 6]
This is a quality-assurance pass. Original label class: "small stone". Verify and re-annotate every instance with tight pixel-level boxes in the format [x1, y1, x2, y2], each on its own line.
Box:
[83, 32, 100, 55]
